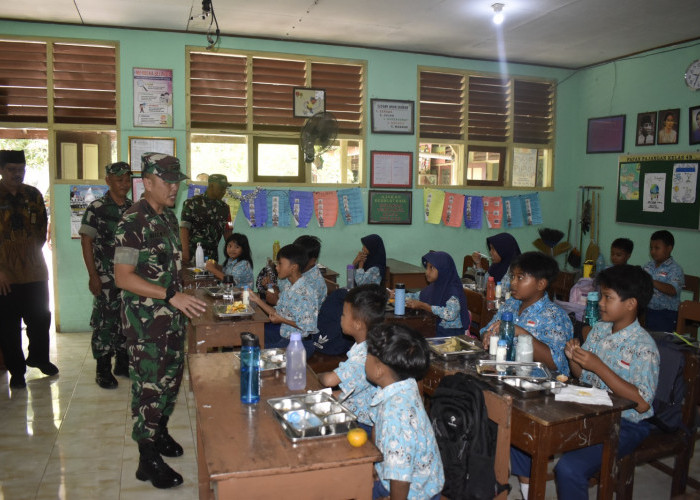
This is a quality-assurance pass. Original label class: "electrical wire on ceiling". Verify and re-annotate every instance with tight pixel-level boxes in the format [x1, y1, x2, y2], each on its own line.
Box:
[285, 0, 320, 38]
[188, 0, 220, 50]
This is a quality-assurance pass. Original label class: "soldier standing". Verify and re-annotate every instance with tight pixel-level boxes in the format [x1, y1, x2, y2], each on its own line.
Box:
[114, 153, 206, 489]
[179, 173, 231, 264]
[0, 150, 57, 389]
[79, 161, 133, 389]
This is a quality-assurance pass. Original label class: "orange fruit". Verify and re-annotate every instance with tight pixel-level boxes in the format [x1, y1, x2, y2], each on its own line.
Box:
[347, 428, 368, 447]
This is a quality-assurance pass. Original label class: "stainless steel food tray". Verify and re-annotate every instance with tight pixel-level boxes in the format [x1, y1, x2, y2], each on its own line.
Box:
[428, 336, 483, 359]
[203, 286, 241, 298]
[188, 267, 213, 279]
[502, 378, 566, 398]
[476, 360, 551, 381]
[213, 304, 255, 318]
[267, 392, 358, 442]
[233, 348, 286, 372]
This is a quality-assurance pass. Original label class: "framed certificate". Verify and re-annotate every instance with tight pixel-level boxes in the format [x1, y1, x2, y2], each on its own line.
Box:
[370, 151, 413, 188]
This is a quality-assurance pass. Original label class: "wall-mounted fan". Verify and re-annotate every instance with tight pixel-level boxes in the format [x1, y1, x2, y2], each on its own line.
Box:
[300, 112, 338, 163]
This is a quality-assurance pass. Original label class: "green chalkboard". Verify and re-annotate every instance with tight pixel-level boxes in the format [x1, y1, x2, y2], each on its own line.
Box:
[368, 190, 412, 225]
[616, 153, 700, 229]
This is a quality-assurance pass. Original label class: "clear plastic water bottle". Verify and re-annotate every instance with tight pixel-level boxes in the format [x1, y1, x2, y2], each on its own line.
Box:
[346, 264, 355, 290]
[286, 332, 306, 391]
[595, 253, 606, 275]
[584, 291, 600, 327]
[394, 283, 406, 316]
[240, 332, 260, 404]
[486, 276, 496, 311]
[223, 275, 235, 302]
[195, 242, 205, 268]
[498, 312, 516, 361]
[242, 285, 250, 306]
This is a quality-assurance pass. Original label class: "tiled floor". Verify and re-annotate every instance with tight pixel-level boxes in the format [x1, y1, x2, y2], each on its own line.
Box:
[1, 328, 699, 499]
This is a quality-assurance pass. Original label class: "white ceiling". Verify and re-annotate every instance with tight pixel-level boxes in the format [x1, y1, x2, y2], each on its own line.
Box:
[1, 0, 699, 69]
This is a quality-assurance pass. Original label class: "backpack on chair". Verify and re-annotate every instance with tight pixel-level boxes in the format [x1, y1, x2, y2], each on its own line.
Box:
[429, 372, 509, 500]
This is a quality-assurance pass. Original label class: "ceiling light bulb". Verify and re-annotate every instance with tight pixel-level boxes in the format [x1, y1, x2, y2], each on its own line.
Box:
[492, 3, 505, 25]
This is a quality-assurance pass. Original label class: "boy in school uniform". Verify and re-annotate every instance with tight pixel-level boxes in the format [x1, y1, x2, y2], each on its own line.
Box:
[480, 251, 573, 376]
[365, 323, 444, 500]
[266, 235, 327, 308]
[317, 284, 387, 433]
[643, 230, 684, 332]
[610, 237, 633, 266]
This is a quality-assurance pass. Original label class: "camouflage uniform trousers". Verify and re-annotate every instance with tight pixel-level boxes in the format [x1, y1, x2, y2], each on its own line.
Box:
[90, 285, 126, 359]
[127, 306, 185, 443]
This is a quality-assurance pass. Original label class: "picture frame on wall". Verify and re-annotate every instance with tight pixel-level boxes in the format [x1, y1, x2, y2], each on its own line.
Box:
[690, 106, 700, 145]
[128, 136, 177, 172]
[293, 88, 325, 118]
[657, 108, 680, 145]
[635, 112, 656, 146]
[586, 115, 626, 154]
[368, 190, 412, 225]
[370, 98, 415, 134]
[370, 151, 413, 188]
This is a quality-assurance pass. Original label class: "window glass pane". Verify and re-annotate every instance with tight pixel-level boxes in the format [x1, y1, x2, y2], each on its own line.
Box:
[258, 143, 299, 177]
[55, 130, 116, 180]
[190, 134, 247, 183]
[310, 140, 362, 184]
[466, 148, 504, 184]
[418, 143, 461, 186]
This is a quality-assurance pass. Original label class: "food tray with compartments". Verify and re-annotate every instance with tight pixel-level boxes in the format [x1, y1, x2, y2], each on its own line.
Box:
[428, 336, 484, 359]
[233, 348, 286, 372]
[267, 392, 358, 442]
[188, 267, 213, 279]
[476, 360, 552, 381]
[203, 286, 241, 298]
[501, 378, 566, 398]
[212, 303, 255, 318]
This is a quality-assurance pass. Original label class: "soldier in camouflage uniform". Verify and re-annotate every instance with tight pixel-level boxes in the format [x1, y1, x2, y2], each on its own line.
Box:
[79, 161, 133, 389]
[179, 173, 231, 264]
[114, 153, 206, 489]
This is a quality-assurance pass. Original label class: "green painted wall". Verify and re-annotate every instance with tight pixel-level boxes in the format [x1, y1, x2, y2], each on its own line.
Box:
[1, 21, 697, 332]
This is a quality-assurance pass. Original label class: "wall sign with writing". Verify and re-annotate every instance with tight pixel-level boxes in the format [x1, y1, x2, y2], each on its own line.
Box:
[371, 99, 414, 134]
[368, 190, 412, 225]
[370, 151, 413, 188]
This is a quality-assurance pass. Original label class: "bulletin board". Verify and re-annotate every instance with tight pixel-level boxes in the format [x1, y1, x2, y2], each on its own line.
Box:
[616, 153, 700, 229]
[368, 190, 412, 225]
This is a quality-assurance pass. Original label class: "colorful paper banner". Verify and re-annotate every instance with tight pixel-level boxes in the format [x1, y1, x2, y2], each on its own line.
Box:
[240, 189, 268, 227]
[313, 191, 338, 227]
[267, 190, 291, 227]
[441, 192, 465, 227]
[289, 190, 315, 228]
[502, 195, 524, 228]
[464, 195, 483, 229]
[482, 196, 503, 229]
[423, 188, 445, 225]
[337, 188, 364, 225]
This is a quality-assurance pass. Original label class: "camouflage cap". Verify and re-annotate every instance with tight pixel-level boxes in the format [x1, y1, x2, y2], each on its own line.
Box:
[0, 150, 25, 166]
[208, 173, 231, 187]
[105, 161, 132, 176]
[141, 153, 188, 183]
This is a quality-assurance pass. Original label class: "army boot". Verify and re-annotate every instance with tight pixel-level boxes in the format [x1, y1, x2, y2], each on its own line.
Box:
[155, 415, 184, 457]
[135, 440, 183, 489]
[113, 350, 129, 377]
[95, 355, 117, 389]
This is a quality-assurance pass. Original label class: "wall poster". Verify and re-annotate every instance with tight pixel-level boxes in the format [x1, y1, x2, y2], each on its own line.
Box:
[133, 68, 173, 128]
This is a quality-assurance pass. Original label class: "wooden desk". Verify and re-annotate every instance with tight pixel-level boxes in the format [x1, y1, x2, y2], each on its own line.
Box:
[423, 357, 635, 500]
[181, 268, 218, 289]
[185, 288, 269, 353]
[319, 264, 339, 283]
[385, 308, 437, 338]
[189, 353, 382, 500]
[386, 258, 427, 289]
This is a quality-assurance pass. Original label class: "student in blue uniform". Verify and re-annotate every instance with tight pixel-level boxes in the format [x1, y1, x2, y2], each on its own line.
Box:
[642, 230, 684, 332]
[204, 233, 254, 289]
[352, 234, 387, 286]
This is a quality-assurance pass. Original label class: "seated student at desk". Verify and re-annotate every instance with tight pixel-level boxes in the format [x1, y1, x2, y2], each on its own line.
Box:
[472, 232, 521, 289]
[643, 230, 684, 332]
[480, 252, 573, 375]
[204, 233, 254, 289]
[352, 234, 386, 286]
[405, 251, 470, 337]
[266, 235, 327, 309]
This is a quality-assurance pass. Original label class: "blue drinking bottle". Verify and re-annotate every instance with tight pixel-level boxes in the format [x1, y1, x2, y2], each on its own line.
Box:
[499, 312, 516, 361]
[240, 332, 260, 404]
[394, 283, 406, 316]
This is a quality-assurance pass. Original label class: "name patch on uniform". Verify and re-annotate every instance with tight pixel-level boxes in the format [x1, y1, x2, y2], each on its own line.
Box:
[526, 320, 536, 328]
[618, 359, 630, 369]
[659, 272, 668, 277]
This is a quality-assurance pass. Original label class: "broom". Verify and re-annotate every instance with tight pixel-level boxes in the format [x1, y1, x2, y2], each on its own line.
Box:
[584, 192, 600, 261]
[533, 228, 564, 256]
[567, 188, 583, 268]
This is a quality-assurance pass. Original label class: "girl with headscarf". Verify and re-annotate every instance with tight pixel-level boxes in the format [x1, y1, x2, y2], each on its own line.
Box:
[472, 232, 521, 288]
[352, 234, 386, 286]
[405, 251, 470, 337]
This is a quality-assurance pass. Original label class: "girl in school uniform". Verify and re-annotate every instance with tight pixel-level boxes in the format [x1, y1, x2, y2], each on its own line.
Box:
[205, 233, 254, 289]
[405, 251, 470, 337]
[472, 232, 521, 288]
[352, 233, 386, 286]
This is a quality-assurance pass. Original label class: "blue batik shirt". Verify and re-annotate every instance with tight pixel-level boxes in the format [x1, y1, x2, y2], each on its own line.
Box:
[407, 291, 462, 329]
[279, 264, 327, 309]
[643, 257, 684, 312]
[276, 274, 319, 339]
[354, 266, 382, 286]
[580, 320, 659, 423]
[480, 294, 573, 375]
[371, 378, 444, 500]
[222, 258, 254, 290]
[334, 341, 377, 425]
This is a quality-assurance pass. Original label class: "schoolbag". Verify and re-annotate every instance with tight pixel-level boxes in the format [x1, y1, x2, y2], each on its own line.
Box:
[645, 334, 690, 434]
[429, 372, 509, 500]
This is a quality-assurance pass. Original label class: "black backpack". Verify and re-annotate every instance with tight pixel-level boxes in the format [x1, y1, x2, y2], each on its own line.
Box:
[429, 373, 509, 500]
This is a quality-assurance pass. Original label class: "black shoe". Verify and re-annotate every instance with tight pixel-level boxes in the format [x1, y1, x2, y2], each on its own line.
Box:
[113, 350, 129, 377]
[136, 441, 183, 489]
[95, 355, 117, 389]
[26, 360, 59, 376]
[9, 374, 26, 389]
[156, 415, 183, 457]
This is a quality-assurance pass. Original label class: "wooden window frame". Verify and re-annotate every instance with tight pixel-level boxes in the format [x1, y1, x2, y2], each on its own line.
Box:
[252, 136, 304, 183]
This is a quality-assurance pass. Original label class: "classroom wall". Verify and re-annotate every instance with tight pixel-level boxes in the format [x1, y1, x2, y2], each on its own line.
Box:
[1, 21, 697, 331]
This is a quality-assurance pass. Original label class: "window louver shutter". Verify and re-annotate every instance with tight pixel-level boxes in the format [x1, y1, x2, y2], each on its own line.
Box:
[0, 40, 47, 123]
[252, 57, 305, 131]
[52, 43, 116, 125]
[513, 80, 553, 144]
[419, 71, 464, 140]
[468, 76, 509, 142]
[311, 62, 363, 135]
[189, 52, 247, 130]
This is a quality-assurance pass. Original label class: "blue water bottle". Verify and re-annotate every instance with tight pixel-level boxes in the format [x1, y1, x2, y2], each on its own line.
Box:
[584, 291, 600, 327]
[240, 332, 260, 404]
[394, 283, 406, 316]
[499, 312, 516, 361]
[346, 264, 355, 290]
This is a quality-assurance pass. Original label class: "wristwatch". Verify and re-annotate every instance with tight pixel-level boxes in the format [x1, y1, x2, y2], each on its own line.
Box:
[164, 285, 177, 303]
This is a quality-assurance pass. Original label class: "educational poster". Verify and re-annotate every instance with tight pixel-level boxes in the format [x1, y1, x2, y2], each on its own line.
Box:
[69, 185, 108, 238]
[463, 195, 483, 229]
[441, 192, 464, 227]
[223, 189, 242, 225]
[512, 148, 537, 187]
[482, 196, 503, 229]
[187, 184, 207, 198]
[423, 188, 445, 225]
[133, 68, 173, 128]
[267, 190, 291, 227]
[618, 162, 640, 200]
[502, 196, 524, 228]
[337, 188, 364, 225]
[671, 163, 697, 204]
[289, 190, 314, 228]
[520, 193, 543, 225]
[240, 189, 267, 227]
[643, 173, 666, 212]
[313, 191, 338, 228]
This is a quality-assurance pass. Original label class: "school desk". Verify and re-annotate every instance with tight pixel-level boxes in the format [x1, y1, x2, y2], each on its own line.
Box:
[422, 356, 635, 500]
[385, 258, 428, 289]
[318, 264, 339, 283]
[189, 352, 382, 500]
[385, 307, 438, 338]
[181, 267, 218, 289]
